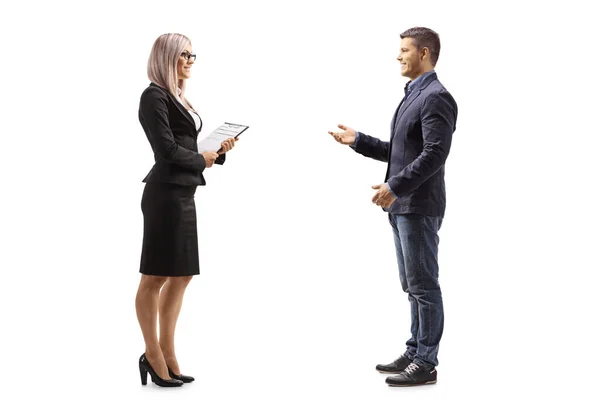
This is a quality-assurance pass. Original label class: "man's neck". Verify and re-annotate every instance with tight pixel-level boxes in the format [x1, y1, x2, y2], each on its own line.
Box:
[409, 67, 434, 82]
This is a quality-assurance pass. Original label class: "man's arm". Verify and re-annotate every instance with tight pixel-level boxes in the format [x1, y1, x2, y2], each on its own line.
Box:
[351, 131, 390, 162]
[329, 124, 389, 161]
[387, 91, 457, 196]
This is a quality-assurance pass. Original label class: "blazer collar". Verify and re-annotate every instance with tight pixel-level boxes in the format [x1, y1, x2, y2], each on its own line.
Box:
[407, 71, 437, 93]
[149, 82, 195, 128]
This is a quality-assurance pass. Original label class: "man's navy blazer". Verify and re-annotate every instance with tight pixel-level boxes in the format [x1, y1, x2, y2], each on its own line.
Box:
[352, 72, 458, 217]
[138, 82, 225, 186]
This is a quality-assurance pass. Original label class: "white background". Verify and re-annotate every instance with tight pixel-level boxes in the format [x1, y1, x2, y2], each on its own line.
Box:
[1, 0, 599, 398]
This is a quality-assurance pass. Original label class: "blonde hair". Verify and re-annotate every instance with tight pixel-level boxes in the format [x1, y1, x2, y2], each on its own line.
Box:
[147, 33, 194, 109]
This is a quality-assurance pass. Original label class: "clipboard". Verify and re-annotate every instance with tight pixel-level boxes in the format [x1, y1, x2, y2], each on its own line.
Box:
[197, 122, 249, 153]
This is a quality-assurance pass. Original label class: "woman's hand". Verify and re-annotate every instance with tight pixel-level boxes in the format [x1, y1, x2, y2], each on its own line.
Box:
[202, 151, 219, 168]
[218, 137, 238, 155]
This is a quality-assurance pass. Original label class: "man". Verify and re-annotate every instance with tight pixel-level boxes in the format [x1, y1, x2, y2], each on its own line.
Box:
[328, 27, 457, 386]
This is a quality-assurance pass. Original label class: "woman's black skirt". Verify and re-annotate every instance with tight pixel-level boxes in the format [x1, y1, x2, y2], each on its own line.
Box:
[140, 182, 199, 276]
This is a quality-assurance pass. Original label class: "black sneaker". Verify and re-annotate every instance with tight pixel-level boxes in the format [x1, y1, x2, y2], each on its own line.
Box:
[375, 355, 412, 374]
[385, 362, 437, 386]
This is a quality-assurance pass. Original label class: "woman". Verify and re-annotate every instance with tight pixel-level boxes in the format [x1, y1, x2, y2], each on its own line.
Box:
[135, 33, 237, 388]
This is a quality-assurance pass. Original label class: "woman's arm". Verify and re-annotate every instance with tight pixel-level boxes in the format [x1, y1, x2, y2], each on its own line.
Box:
[140, 88, 207, 172]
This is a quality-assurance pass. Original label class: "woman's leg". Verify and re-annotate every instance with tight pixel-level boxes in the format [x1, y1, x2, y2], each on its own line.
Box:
[135, 274, 170, 379]
[159, 276, 193, 375]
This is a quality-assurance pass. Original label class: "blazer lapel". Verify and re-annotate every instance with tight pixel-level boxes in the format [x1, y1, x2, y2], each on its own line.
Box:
[150, 83, 196, 129]
[390, 101, 403, 134]
[390, 91, 421, 142]
[167, 92, 196, 129]
[390, 73, 438, 142]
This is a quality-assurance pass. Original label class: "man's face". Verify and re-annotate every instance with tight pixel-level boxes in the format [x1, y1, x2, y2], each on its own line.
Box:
[397, 37, 423, 80]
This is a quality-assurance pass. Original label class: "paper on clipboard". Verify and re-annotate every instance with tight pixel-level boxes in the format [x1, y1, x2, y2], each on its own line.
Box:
[197, 122, 249, 153]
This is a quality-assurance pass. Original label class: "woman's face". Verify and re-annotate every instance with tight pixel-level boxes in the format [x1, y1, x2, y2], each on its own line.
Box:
[177, 44, 195, 80]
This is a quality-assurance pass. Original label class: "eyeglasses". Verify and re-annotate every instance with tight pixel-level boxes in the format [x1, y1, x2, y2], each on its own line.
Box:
[181, 51, 196, 62]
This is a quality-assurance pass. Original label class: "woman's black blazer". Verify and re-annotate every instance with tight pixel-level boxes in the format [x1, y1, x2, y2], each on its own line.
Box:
[138, 82, 224, 186]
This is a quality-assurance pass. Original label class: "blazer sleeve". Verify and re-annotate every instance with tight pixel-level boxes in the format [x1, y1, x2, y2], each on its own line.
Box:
[351, 132, 390, 162]
[140, 88, 206, 172]
[387, 91, 457, 196]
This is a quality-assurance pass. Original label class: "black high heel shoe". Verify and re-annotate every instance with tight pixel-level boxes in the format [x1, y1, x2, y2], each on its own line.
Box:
[168, 368, 195, 383]
[139, 354, 184, 387]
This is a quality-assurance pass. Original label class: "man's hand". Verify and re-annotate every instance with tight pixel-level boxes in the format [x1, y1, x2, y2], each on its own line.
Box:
[202, 151, 219, 168]
[371, 183, 396, 208]
[218, 137, 238, 155]
[328, 124, 357, 145]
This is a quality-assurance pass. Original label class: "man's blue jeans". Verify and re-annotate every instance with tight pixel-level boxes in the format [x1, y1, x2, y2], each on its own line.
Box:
[389, 213, 444, 369]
